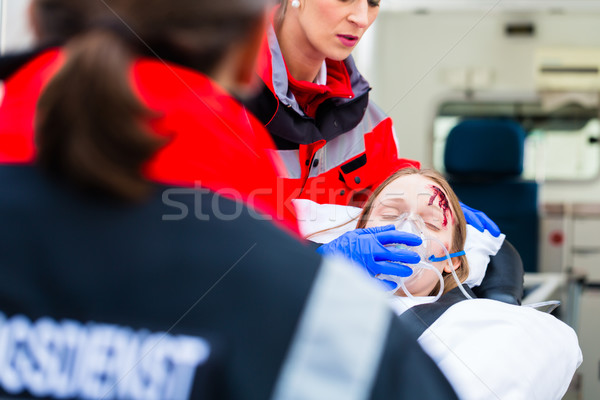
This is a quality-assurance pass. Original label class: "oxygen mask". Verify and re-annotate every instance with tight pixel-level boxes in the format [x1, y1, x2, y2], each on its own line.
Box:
[377, 213, 471, 301]
[392, 213, 430, 260]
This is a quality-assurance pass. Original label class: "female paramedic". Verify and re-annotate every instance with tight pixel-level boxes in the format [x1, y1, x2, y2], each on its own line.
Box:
[243, 0, 502, 280]
[319, 167, 583, 400]
[0, 1, 461, 399]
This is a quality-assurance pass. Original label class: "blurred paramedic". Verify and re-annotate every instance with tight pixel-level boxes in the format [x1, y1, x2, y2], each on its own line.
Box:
[0, 0, 460, 399]
[0, 0, 298, 232]
[243, 0, 501, 282]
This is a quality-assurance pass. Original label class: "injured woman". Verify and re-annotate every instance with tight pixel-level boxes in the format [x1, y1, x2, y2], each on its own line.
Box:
[297, 167, 582, 400]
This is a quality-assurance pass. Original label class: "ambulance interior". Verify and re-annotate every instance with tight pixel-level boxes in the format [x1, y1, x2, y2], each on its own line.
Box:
[2, 0, 600, 398]
[351, 2, 600, 398]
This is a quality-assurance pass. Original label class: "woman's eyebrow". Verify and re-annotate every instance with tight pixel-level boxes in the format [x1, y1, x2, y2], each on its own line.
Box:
[375, 195, 406, 208]
[378, 191, 442, 209]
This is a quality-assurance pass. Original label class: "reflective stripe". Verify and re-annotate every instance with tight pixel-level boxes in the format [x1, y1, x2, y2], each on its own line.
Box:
[266, 26, 305, 116]
[268, 148, 302, 179]
[271, 256, 392, 400]
[308, 102, 388, 178]
[271, 102, 389, 180]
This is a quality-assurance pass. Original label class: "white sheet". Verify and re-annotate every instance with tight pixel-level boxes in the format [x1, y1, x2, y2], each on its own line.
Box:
[404, 299, 582, 400]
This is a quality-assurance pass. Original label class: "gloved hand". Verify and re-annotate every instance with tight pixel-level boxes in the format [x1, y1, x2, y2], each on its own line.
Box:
[316, 225, 422, 290]
[460, 202, 501, 237]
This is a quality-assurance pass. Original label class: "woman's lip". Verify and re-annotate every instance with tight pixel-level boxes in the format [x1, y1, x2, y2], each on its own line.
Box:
[337, 34, 359, 47]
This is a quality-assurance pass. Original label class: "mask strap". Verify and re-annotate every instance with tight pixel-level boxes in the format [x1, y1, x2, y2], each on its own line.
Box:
[428, 250, 465, 263]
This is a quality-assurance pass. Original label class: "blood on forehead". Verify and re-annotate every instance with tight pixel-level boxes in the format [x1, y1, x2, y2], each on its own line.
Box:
[428, 185, 453, 227]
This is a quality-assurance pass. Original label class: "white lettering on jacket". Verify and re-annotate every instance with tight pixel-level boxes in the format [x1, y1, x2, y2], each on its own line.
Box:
[0, 312, 210, 399]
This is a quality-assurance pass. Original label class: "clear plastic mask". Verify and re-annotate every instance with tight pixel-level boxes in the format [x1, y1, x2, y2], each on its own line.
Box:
[377, 213, 443, 300]
[377, 213, 471, 301]
[393, 213, 430, 260]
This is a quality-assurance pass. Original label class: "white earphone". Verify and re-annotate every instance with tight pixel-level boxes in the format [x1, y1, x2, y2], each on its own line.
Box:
[291, 0, 300, 8]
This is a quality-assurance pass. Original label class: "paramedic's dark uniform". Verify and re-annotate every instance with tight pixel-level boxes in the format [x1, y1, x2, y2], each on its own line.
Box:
[0, 165, 458, 400]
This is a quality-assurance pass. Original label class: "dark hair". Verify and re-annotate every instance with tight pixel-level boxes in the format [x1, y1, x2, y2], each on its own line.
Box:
[356, 168, 470, 295]
[33, 0, 268, 200]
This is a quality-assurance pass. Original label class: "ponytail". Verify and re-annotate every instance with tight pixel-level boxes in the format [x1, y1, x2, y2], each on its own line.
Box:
[35, 29, 166, 201]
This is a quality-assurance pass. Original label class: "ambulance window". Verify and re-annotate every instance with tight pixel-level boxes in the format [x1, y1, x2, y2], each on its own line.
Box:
[433, 101, 600, 182]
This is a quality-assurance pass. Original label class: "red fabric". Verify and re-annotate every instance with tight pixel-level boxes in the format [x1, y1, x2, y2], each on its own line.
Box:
[0, 49, 299, 235]
[0, 51, 64, 163]
[286, 59, 354, 118]
[256, 27, 276, 97]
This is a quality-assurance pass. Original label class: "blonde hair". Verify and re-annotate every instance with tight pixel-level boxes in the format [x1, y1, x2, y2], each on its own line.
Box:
[356, 168, 470, 295]
[276, 0, 289, 26]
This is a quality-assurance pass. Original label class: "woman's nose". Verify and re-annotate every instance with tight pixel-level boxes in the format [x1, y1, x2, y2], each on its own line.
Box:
[347, 0, 370, 28]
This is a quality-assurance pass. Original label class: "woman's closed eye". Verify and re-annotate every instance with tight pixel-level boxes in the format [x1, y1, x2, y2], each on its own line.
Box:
[421, 208, 445, 231]
[426, 222, 441, 232]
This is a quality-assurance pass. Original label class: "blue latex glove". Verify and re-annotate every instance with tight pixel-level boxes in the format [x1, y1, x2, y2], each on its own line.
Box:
[316, 225, 422, 289]
[460, 202, 501, 237]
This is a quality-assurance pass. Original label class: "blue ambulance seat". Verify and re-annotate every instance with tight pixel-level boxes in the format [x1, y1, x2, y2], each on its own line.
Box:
[444, 119, 539, 273]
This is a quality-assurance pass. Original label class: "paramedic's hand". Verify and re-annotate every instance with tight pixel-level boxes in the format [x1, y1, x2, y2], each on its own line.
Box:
[316, 225, 422, 289]
[460, 202, 501, 237]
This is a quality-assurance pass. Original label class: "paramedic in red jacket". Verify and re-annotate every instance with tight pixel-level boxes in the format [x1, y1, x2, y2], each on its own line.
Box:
[243, 0, 500, 236]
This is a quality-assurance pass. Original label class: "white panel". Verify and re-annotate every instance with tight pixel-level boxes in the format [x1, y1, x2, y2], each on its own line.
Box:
[573, 252, 600, 282]
[535, 48, 600, 91]
[573, 218, 600, 248]
[539, 214, 566, 273]
[0, 0, 33, 55]
[578, 289, 600, 400]
[383, 0, 600, 13]
[0, 0, 4, 53]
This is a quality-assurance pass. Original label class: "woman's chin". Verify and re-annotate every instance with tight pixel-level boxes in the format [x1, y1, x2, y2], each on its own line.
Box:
[326, 47, 354, 62]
